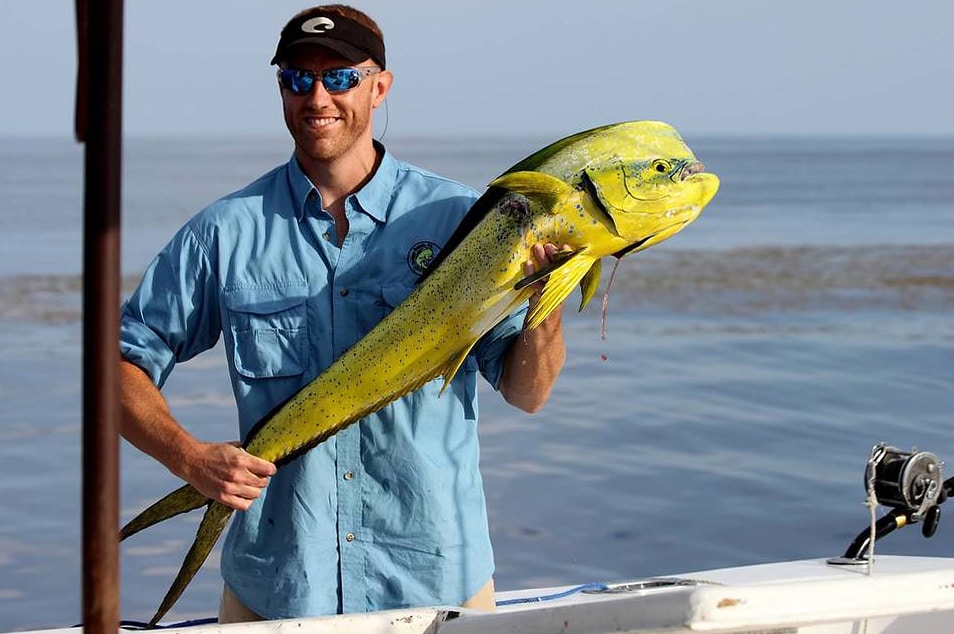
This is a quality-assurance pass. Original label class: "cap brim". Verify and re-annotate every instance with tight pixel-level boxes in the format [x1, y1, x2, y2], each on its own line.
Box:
[271, 38, 372, 66]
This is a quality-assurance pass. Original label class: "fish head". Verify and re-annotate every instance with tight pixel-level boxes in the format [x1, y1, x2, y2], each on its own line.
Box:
[506, 121, 719, 257]
[576, 122, 719, 256]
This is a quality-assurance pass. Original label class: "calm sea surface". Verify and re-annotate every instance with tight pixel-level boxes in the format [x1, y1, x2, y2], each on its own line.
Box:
[0, 134, 952, 630]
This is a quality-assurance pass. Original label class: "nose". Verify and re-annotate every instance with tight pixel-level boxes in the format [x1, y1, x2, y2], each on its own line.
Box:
[305, 81, 334, 105]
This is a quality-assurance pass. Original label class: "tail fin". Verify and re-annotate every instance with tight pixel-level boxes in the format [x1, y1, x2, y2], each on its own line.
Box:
[120, 484, 210, 541]
[149, 502, 234, 626]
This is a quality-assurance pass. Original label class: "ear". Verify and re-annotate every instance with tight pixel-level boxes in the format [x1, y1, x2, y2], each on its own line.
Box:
[372, 70, 393, 108]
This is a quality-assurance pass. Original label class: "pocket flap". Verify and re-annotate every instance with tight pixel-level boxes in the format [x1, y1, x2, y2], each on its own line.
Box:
[381, 282, 416, 309]
[224, 283, 309, 379]
[223, 284, 309, 315]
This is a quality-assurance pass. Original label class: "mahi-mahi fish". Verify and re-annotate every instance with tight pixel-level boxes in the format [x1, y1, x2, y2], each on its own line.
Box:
[121, 120, 719, 625]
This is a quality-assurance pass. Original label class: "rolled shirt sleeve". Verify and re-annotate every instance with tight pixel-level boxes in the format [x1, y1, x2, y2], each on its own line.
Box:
[120, 222, 221, 388]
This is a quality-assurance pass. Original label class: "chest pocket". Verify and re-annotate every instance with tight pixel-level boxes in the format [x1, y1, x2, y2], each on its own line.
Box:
[223, 285, 309, 379]
[353, 281, 416, 336]
[381, 282, 415, 313]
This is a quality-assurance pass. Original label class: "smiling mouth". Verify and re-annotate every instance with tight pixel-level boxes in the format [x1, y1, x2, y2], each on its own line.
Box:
[309, 117, 337, 124]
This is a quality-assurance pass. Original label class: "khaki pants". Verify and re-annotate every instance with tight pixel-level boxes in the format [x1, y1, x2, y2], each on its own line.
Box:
[218, 578, 496, 624]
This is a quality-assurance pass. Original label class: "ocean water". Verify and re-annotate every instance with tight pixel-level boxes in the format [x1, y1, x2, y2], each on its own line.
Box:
[0, 133, 952, 630]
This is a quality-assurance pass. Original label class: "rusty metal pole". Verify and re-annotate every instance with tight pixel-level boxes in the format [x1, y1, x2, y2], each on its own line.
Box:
[77, 0, 124, 630]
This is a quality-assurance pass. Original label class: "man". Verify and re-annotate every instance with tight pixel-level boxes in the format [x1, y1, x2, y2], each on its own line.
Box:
[119, 4, 566, 622]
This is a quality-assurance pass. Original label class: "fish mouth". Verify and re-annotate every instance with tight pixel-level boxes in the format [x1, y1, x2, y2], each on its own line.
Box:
[672, 160, 706, 182]
[673, 161, 720, 209]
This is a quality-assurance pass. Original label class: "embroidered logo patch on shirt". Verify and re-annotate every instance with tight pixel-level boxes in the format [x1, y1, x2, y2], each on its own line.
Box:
[407, 241, 440, 276]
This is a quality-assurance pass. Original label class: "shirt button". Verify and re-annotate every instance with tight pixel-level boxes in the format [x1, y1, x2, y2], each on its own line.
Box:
[339, 288, 350, 297]
[343, 470, 354, 481]
[345, 533, 355, 542]
[322, 231, 331, 241]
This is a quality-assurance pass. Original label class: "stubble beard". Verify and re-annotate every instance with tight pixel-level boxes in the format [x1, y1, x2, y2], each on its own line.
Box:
[289, 103, 374, 166]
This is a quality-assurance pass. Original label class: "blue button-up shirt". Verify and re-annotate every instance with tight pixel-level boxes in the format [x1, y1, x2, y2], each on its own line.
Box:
[120, 146, 526, 618]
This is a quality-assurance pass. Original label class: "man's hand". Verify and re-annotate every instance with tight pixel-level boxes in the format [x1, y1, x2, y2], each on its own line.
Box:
[120, 360, 276, 512]
[499, 243, 569, 413]
[182, 442, 277, 512]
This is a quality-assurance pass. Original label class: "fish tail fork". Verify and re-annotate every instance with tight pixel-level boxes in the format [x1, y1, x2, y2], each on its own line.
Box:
[120, 483, 210, 541]
[149, 502, 234, 627]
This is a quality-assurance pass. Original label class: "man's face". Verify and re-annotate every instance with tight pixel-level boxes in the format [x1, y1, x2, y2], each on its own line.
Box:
[279, 46, 390, 167]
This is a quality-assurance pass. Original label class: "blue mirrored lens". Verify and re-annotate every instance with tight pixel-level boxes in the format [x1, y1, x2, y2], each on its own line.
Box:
[280, 69, 315, 95]
[280, 68, 368, 95]
[322, 69, 360, 93]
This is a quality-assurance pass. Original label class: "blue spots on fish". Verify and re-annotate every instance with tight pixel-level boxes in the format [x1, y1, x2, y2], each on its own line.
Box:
[420, 189, 533, 282]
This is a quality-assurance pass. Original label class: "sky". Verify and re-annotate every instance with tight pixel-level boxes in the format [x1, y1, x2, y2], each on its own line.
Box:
[1, 0, 952, 139]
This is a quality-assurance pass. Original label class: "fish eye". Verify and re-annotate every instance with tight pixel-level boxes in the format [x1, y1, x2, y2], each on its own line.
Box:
[652, 159, 671, 174]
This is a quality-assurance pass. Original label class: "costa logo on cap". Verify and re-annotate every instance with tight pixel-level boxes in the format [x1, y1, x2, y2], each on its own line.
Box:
[271, 9, 386, 68]
[301, 17, 335, 33]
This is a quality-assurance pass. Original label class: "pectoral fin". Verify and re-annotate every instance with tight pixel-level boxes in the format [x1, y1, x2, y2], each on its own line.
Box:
[579, 259, 601, 312]
[514, 248, 582, 292]
[525, 252, 598, 330]
[489, 170, 575, 210]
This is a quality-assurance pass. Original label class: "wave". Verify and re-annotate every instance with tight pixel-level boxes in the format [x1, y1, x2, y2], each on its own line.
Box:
[609, 244, 954, 315]
[1, 244, 951, 324]
[0, 274, 141, 324]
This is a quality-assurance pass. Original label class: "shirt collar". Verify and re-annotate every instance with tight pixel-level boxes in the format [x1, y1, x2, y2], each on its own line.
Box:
[285, 156, 314, 221]
[286, 141, 396, 224]
[353, 141, 397, 224]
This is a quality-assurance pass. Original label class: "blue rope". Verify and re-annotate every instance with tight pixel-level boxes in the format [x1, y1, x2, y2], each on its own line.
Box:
[116, 617, 218, 630]
[495, 582, 609, 606]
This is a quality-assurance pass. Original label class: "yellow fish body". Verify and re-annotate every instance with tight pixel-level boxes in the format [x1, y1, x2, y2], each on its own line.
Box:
[122, 120, 719, 625]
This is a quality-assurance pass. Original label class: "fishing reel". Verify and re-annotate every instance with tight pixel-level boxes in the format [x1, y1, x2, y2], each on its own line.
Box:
[867, 444, 943, 521]
[832, 443, 953, 564]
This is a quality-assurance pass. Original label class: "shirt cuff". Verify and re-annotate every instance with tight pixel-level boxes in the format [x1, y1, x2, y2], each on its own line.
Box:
[119, 309, 177, 388]
[473, 304, 528, 390]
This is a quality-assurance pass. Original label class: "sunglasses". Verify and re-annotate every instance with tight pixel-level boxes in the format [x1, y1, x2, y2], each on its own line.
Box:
[277, 66, 380, 96]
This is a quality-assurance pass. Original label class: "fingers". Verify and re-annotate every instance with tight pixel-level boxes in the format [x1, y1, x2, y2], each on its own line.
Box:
[190, 442, 277, 511]
[220, 447, 276, 509]
[525, 243, 569, 293]
[239, 449, 278, 479]
[539, 243, 563, 261]
[527, 243, 569, 272]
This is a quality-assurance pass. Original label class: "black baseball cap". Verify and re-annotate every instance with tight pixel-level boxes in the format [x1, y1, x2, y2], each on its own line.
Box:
[271, 9, 386, 69]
